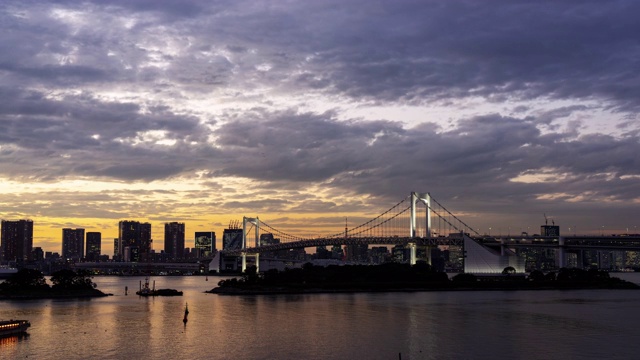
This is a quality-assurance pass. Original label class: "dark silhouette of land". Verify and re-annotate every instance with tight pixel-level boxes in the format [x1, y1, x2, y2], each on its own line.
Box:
[208, 263, 639, 295]
[0, 269, 108, 299]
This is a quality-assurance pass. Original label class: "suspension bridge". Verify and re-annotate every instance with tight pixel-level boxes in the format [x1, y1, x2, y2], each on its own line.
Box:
[218, 192, 640, 273]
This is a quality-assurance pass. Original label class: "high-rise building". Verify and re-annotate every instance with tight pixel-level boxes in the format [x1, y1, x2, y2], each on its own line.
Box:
[140, 223, 152, 255]
[260, 233, 278, 245]
[331, 245, 344, 260]
[62, 228, 85, 261]
[194, 231, 216, 257]
[1, 219, 34, 264]
[345, 244, 368, 262]
[222, 228, 243, 250]
[164, 222, 185, 259]
[541, 225, 560, 237]
[392, 245, 409, 263]
[86, 232, 102, 261]
[259, 233, 282, 258]
[118, 220, 153, 262]
[32, 247, 45, 262]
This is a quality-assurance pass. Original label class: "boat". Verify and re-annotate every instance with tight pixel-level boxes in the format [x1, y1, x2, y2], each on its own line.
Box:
[0, 266, 18, 279]
[136, 276, 155, 296]
[136, 277, 183, 297]
[0, 320, 30, 337]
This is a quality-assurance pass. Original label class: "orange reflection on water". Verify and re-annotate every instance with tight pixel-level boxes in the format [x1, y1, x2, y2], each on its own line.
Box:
[0, 333, 29, 351]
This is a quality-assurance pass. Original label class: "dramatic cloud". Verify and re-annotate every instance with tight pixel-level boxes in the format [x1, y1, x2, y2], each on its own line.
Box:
[1, 0, 639, 251]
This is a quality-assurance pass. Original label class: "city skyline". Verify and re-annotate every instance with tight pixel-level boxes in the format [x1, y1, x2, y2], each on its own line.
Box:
[2, 219, 220, 258]
[1, 1, 639, 253]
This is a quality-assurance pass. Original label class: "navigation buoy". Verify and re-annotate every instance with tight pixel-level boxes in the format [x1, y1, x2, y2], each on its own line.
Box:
[183, 303, 189, 324]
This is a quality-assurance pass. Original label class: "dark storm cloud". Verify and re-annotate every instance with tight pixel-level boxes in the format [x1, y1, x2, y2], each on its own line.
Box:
[213, 109, 398, 181]
[185, 0, 640, 110]
[2, 1, 639, 110]
[213, 110, 640, 206]
[6, 90, 637, 206]
[0, 87, 212, 181]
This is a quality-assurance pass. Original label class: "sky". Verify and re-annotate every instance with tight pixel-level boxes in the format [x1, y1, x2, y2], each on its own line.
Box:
[1, 0, 639, 255]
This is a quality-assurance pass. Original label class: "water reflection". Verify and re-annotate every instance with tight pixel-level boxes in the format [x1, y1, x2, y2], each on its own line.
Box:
[2, 276, 640, 359]
[0, 333, 29, 349]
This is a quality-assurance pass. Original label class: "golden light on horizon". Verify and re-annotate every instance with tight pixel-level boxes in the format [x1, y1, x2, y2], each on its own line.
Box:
[1, 174, 372, 255]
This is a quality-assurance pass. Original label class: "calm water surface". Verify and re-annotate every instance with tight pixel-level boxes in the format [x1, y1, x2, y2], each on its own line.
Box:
[2, 274, 640, 360]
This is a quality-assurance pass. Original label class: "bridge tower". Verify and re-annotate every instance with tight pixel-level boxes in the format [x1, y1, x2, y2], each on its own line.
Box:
[410, 192, 432, 265]
[242, 216, 260, 273]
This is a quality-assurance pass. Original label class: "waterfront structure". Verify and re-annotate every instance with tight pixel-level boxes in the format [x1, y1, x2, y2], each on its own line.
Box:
[62, 228, 85, 261]
[117, 221, 152, 262]
[463, 236, 526, 273]
[86, 232, 101, 261]
[194, 231, 215, 257]
[0, 219, 33, 264]
[164, 222, 185, 260]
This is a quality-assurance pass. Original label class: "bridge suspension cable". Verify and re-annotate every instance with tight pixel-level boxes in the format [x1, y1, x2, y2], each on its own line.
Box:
[324, 195, 412, 239]
[243, 192, 478, 249]
[259, 220, 310, 242]
[428, 195, 481, 237]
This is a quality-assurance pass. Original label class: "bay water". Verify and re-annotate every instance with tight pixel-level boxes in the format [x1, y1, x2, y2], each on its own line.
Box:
[2, 274, 640, 359]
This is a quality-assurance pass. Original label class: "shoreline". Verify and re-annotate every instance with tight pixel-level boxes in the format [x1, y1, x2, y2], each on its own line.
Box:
[207, 282, 640, 295]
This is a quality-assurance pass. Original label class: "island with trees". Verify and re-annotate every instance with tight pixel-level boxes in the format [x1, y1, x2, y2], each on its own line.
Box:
[0, 269, 109, 299]
[208, 263, 639, 295]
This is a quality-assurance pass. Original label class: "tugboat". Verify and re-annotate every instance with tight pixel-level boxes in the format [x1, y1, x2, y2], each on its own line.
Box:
[0, 320, 30, 337]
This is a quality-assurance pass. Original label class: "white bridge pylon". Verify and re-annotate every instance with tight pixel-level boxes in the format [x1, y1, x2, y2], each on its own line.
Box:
[409, 192, 431, 265]
[241, 216, 260, 273]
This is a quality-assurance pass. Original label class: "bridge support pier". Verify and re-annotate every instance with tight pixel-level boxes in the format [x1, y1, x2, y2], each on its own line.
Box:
[558, 236, 566, 269]
[409, 243, 416, 265]
[242, 217, 260, 273]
